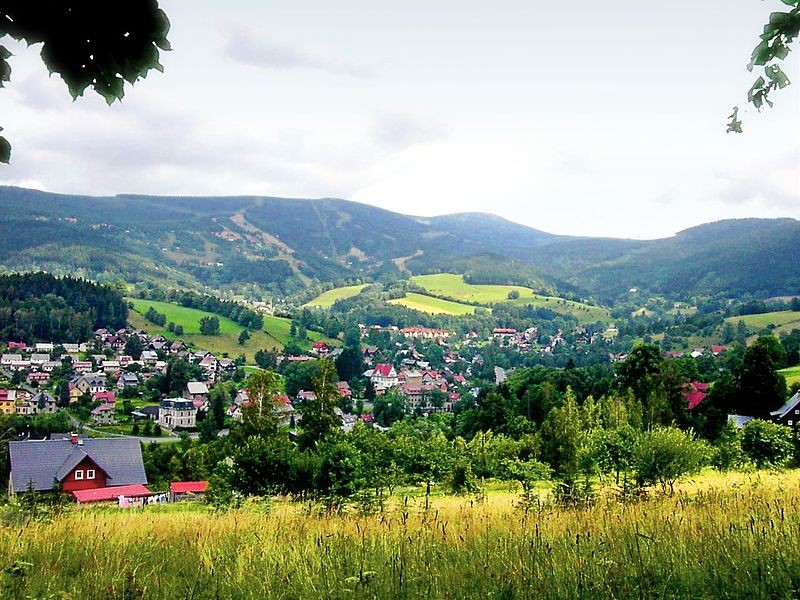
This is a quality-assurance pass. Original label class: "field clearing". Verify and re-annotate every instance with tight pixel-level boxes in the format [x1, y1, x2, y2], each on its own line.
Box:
[388, 292, 479, 315]
[3, 471, 800, 599]
[127, 299, 336, 359]
[779, 365, 800, 386]
[410, 273, 610, 323]
[305, 284, 369, 308]
[725, 310, 800, 332]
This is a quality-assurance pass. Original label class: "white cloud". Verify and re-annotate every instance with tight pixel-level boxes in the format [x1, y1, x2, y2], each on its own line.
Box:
[221, 25, 372, 79]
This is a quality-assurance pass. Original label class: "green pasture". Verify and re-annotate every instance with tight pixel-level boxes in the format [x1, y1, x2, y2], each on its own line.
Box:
[725, 311, 800, 336]
[410, 273, 610, 323]
[779, 365, 800, 387]
[388, 293, 478, 316]
[127, 298, 336, 359]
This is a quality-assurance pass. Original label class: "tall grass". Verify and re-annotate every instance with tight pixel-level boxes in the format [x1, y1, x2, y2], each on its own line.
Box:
[1, 472, 800, 598]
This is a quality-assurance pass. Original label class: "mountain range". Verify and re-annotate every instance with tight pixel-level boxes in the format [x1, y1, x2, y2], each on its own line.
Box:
[1, 186, 798, 303]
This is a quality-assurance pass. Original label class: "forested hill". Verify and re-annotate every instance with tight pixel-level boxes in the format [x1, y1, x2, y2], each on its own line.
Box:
[0, 273, 128, 343]
[0, 186, 798, 301]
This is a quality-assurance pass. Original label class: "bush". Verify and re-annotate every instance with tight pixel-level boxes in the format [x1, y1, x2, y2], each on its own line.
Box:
[634, 427, 708, 494]
[741, 419, 794, 468]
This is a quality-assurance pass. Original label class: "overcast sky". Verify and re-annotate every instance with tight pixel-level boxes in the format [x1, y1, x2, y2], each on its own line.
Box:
[0, 0, 798, 238]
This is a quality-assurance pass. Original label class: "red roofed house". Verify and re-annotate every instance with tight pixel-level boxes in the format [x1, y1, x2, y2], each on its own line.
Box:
[711, 345, 728, 356]
[365, 363, 399, 391]
[8, 436, 149, 502]
[73, 484, 152, 505]
[312, 341, 329, 356]
[93, 391, 116, 404]
[683, 382, 710, 411]
[336, 381, 352, 398]
[7, 341, 26, 350]
[170, 481, 208, 501]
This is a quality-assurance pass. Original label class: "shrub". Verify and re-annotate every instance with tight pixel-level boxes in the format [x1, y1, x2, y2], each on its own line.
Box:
[741, 419, 794, 468]
[634, 427, 708, 494]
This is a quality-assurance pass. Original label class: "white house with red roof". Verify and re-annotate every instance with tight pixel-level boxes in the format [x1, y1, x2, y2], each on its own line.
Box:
[364, 363, 399, 391]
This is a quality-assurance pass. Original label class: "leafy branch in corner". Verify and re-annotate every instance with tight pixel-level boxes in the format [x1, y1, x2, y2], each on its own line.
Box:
[728, 0, 800, 132]
[0, 1, 170, 162]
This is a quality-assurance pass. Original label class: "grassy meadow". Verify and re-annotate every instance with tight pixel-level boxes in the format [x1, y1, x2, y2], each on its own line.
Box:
[388, 292, 479, 316]
[2, 471, 800, 598]
[410, 274, 611, 323]
[779, 365, 800, 387]
[305, 284, 369, 308]
[127, 299, 336, 360]
[726, 310, 800, 336]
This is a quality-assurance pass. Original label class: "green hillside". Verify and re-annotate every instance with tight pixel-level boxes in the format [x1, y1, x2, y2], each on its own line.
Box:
[127, 298, 336, 360]
[779, 365, 800, 387]
[388, 293, 479, 316]
[1, 187, 799, 302]
[410, 274, 611, 323]
[724, 311, 800, 336]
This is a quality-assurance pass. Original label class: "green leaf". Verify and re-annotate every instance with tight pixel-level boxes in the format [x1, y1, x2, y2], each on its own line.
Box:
[0, 134, 11, 163]
[726, 107, 743, 134]
[765, 64, 791, 88]
[0, 45, 11, 60]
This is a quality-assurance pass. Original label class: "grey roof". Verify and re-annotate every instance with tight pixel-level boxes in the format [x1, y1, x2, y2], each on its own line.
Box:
[31, 392, 56, 405]
[770, 392, 800, 420]
[9, 438, 147, 493]
[161, 398, 195, 410]
[186, 382, 209, 395]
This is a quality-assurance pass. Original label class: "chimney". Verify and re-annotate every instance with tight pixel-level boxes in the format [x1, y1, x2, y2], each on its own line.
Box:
[70, 432, 78, 445]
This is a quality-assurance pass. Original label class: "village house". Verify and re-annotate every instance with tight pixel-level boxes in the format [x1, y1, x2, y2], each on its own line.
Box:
[184, 381, 210, 406]
[2, 353, 21, 367]
[158, 398, 196, 430]
[42, 360, 61, 373]
[170, 481, 208, 502]
[364, 363, 399, 392]
[91, 403, 116, 425]
[770, 392, 800, 430]
[29, 353, 50, 367]
[0, 389, 16, 415]
[311, 341, 329, 356]
[70, 374, 107, 396]
[8, 436, 149, 502]
[27, 371, 50, 385]
[34, 343, 54, 353]
[140, 350, 159, 365]
[117, 373, 140, 391]
[32, 392, 58, 414]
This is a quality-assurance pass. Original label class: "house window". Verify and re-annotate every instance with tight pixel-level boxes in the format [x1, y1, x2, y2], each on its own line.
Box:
[74, 470, 84, 480]
[86, 469, 96, 480]
[789, 421, 794, 427]
[795, 410, 799, 415]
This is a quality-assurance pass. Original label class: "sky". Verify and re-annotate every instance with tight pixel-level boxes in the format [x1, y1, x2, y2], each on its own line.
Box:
[0, 0, 798, 239]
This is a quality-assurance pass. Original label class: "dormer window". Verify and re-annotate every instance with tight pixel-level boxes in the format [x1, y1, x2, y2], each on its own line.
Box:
[74, 470, 84, 480]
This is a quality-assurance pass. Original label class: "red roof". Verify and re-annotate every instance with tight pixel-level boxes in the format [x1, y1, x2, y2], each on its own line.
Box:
[690, 381, 710, 392]
[686, 391, 707, 411]
[313, 341, 328, 349]
[711, 345, 728, 354]
[170, 481, 208, 494]
[372, 364, 395, 377]
[93, 391, 116, 403]
[73, 484, 152, 503]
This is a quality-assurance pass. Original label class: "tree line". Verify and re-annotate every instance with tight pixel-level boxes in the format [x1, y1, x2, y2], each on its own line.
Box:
[0, 273, 127, 343]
